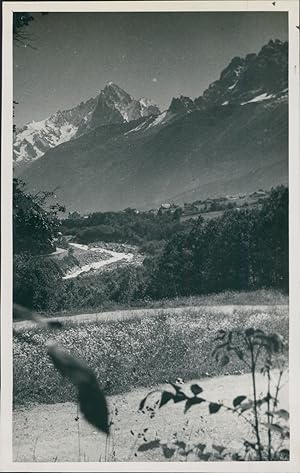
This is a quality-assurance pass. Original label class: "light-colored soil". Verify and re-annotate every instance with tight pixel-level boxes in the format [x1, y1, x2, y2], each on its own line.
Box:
[13, 370, 288, 462]
[14, 304, 288, 331]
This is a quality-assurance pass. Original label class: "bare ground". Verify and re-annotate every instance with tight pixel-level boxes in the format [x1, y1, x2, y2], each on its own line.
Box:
[13, 370, 288, 462]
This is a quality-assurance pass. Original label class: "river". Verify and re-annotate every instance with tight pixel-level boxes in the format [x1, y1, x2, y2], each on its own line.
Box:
[62, 243, 134, 280]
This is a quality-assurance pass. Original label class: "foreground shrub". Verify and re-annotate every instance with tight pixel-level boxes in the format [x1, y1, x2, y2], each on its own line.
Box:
[139, 327, 289, 461]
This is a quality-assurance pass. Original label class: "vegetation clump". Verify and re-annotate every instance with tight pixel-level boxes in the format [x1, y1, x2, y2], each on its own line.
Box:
[14, 184, 288, 313]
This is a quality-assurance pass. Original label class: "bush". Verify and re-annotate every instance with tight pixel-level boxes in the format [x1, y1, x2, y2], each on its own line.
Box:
[139, 326, 289, 461]
[13, 253, 63, 312]
[13, 178, 65, 255]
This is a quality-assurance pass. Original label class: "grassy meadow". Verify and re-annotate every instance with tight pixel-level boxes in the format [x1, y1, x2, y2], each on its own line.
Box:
[14, 299, 288, 407]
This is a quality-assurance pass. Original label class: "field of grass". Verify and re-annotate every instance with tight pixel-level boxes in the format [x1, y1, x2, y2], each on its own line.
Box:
[14, 303, 288, 407]
[45, 289, 288, 318]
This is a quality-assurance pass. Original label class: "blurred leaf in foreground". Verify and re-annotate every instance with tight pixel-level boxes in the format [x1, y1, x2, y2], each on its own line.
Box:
[47, 341, 109, 434]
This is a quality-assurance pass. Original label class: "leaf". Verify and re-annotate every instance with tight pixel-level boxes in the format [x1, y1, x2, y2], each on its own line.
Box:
[274, 409, 289, 420]
[173, 392, 187, 403]
[220, 354, 229, 366]
[243, 440, 257, 451]
[138, 390, 157, 411]
[262, 422, 284, 433]
[47, 343, 94, 384]
[209, 402, 222, 414]
[178, 448, 194, 457]
[78, 380, 109, 434]
[198, 452, 211, 460]
[278, 448, 289, 460]
[268, 334, 284, 353]
[14, 303, 61, 328]
[159, 391, 174, 408]
[257, 392, 272, 406]
[212, 444, 226, 454]
[162, 446, 176, 458]
[233, 395, 247, 407]
[184, 396, 206, 413]
[231, 452, 242, 460]
[212, 342, 228, 358]
[47, 342, 109, 433]
[195, 443, 206, 453]
[13, 303, 35, 321]
[190, 384, 203, 395]
[240, 401, 254, 412]
[235, 349, 244, 360]
[175, 440, 186, 449]
[138, 440, 160, 452]
[139, 397, 147, 411]
[47, 320, 63, 329]
[169, 382, 183, 393]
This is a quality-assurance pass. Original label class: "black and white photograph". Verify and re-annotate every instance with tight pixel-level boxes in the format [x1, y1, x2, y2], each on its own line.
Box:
[1, 1, 300, 471]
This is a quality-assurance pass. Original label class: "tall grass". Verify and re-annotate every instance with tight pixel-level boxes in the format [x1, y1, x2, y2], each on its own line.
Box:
[45, 289, 288, 319]
[14, 306, 288, 407]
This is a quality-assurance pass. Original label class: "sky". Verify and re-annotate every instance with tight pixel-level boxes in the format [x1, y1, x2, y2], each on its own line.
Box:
[13, 11, 288, 128]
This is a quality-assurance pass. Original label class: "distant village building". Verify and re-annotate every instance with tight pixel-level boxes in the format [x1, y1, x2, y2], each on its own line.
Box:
[159, 202, 179, 214]
[250, 190, 267, 198]
[123, 207, 140, 214]
[212, 196, 228, 203]
[194, 202, 207, 211]
[68, 210, 81, 219]
[183, 203, 200, 214]
[147, 208, 158, 215]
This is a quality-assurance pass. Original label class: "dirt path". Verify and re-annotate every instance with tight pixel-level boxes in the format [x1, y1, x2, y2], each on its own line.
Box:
[14, 304, 288, 331]
[13, 370, 288, 462]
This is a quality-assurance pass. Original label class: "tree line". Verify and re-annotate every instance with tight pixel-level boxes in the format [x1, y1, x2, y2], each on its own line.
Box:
[148, 186, 288, 298]
[13, 179, 288, 313]
[61, 208, 189, 245]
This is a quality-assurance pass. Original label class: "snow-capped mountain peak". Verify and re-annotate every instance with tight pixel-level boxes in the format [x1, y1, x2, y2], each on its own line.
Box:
[194, 39, 288, 109]
[14, 83, 160, 168]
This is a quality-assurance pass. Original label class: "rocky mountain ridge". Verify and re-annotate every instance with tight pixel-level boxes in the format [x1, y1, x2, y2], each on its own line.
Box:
[17, 39, 288, 212]
[14, 83, 160, 168]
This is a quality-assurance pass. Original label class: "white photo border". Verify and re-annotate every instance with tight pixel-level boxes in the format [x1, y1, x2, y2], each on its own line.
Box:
[1, 1, 299, 472]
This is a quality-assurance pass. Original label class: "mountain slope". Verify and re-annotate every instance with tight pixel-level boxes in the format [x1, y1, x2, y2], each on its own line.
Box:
[14, 83, 160, 169]
[19, 40, 288, 212]
[195, 39, 288, 109]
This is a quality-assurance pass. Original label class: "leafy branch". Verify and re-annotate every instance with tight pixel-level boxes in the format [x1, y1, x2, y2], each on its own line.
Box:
[139, 327, 289, 461]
